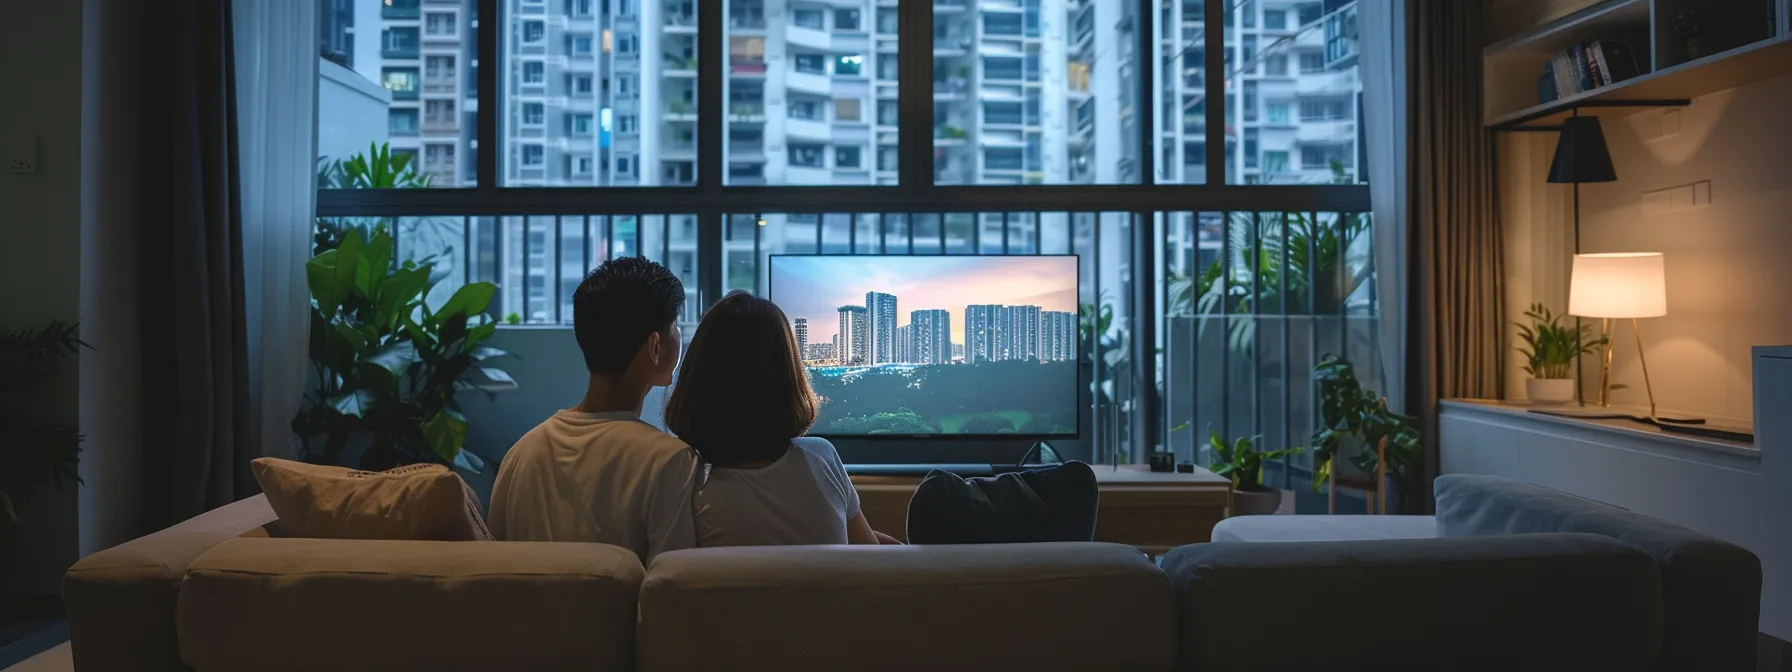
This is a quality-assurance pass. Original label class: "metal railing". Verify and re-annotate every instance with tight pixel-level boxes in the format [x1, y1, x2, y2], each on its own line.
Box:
[357, 207, 1375, 475]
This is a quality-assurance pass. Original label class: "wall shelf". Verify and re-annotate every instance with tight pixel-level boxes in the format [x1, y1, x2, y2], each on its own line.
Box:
[1487, 35, 1792, 127]
[1484, 0, 1791, 127]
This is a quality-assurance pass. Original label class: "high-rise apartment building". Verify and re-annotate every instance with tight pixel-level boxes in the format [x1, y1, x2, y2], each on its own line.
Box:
[865, 291, 898, 364]
[793, 317, 808, 356]
[1041, 310, 1076, 361]
[910, 309, 951, 365]
[319, 0, 477, 185]
[1157, 0, 1362, 186]
[837, 305, 869, 365]
[894, 324, 912, 364]
[1005, 305, 1042, 361]
[964, 304, 1007, 364]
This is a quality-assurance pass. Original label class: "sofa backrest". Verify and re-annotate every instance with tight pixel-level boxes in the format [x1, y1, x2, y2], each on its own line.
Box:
[1163, 533, 1663, 671]
[637, 542, 1176, 672]
[177, 537, 645, 671]
[1435, 474, 1762, 672]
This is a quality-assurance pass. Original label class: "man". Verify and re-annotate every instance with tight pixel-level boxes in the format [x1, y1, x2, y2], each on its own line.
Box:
[489, 257, 699, 563]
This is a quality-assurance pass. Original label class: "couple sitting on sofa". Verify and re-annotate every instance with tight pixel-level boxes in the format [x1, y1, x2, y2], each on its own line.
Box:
[489, 257, 895, 563]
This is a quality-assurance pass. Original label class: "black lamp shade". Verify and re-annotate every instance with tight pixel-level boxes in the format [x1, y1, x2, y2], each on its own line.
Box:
[1548, 116, 1618, 183]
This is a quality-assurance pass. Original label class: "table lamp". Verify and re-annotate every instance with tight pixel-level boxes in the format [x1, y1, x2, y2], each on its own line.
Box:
[1559, 253, 1700, 425]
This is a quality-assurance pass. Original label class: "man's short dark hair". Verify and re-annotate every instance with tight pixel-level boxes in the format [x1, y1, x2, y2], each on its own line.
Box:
[573, 257, 684, 376]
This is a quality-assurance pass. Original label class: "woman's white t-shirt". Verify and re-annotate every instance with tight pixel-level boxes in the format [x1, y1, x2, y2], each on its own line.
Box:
[693, 437, 861, 547]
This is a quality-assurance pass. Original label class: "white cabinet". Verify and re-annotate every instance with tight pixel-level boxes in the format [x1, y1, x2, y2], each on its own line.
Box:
[1756, 347, 1792, 641]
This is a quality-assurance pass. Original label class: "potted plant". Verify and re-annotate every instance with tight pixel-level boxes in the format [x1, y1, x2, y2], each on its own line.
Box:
[1209, 429, 1301, 516]
[1307, 355, 1421, 513]
[1515, 302, 1603, 405]
[1, 321, 85, 526]
[292, 225, 514, 472]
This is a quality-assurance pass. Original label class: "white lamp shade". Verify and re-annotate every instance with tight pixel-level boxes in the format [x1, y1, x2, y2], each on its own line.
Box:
[1569, 253, 1667, 318]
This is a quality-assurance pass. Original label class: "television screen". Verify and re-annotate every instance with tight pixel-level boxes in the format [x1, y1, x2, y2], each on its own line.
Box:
[769, 255, 1080, 438]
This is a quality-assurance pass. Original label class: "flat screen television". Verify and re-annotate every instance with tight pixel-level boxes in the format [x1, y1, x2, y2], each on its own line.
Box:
[768, 255, 1081, 441]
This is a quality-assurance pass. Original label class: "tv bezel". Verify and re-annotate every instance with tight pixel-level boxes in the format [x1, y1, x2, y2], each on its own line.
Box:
[767, 253, 1084, 443]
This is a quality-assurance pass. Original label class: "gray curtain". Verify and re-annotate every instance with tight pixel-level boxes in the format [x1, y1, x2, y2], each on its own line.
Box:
[1406, 0, 1505, 511]
[139, 0, 254, 528]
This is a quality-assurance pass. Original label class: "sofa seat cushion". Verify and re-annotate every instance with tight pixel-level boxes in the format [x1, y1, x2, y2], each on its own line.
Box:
[1164, 533, 1663, 671]
[639, 542, 1176, 671]
[1211, 514, 1437, 543]
[178, 537, 643, 671]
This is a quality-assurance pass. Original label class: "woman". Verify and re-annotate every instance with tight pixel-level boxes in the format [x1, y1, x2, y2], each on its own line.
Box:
[664, 291, 886, 547]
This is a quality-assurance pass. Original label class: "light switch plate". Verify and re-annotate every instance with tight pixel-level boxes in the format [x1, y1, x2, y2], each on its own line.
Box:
[1642, 180, 1712, 215]
[7, 133, 38, 174]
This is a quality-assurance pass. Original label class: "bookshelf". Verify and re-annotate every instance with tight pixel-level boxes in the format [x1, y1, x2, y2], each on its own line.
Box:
[1483, 0, 1791, 128]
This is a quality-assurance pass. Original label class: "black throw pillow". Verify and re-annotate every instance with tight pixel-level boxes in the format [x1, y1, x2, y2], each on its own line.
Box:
[905, 461, 1098, 544]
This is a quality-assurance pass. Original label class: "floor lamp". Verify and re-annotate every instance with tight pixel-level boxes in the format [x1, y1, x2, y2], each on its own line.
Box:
[1545, 115, 1616, 405]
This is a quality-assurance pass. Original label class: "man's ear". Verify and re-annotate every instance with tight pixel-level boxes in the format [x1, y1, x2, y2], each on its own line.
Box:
[645, 331, 663, 367]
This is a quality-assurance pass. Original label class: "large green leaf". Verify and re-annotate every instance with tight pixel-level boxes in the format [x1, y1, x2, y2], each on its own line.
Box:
[306, 230, 364, 321]
[420, 409, 468, 463]
[328, 390, 376, 418]
[374, 266, 431, 332]
[432, 282, 497, 326]
[365, 341, 417, 378]
[355, 228, 393, 299]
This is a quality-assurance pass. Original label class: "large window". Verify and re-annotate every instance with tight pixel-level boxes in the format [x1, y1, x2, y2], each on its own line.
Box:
[316, 0, 1380, 472]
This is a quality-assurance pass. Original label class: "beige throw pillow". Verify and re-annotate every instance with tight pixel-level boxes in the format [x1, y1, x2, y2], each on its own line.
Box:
[251, 458, 494, 541]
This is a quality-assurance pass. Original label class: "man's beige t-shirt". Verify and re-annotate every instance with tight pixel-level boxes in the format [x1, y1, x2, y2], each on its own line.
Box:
[489, 410, 699, 563]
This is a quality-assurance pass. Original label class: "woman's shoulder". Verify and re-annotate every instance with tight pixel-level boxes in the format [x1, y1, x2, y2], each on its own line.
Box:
[790, 436, 841, 462]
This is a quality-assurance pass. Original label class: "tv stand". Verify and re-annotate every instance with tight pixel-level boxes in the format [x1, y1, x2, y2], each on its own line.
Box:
[850, 464, 1231, 554]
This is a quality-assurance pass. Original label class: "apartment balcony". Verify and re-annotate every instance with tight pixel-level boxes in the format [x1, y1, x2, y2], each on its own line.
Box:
[731, 61, 768, 77]
[786, 166, 831, 184]
[786, 69, 831, 96]
[729, 142, 767, 162]
[730, 15, 768, 32]
[662, 56, 698, 77]
[660, 143, 697, 161]
[787, 25, 832, 51]
[933, 37, 973, 56]
[1323, 1, 1360, 70]
[423, 118, 458, 133]
[665, 101, 698, 122]
[786, 116, 831, 141]
[383, 2, 421, 20]
[1296, 119, 1354, 144]
[1296, 68, 1357, 96]
[390, 87, 420, 101]
[933, 78, 968, 100]
[663, 13, 697, 34]
[935, 0, 969, 12]
[980, 0, 1023, 10]
[729, 104, 767, 122]
[383, 44, 421, 60]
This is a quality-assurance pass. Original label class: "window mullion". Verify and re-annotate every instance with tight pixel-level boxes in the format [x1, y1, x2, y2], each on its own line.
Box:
[476, 0, 499, 192]
[1204, 0, 1225, 184]
[698, 0, 724, 193]
[897, 0, 934, 195]
[1138, 0, 1155, 185]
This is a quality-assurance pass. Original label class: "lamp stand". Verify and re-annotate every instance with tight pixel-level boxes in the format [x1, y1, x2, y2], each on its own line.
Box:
[1542, 318, 1705, 426]
[1597, 317, 1614, 406]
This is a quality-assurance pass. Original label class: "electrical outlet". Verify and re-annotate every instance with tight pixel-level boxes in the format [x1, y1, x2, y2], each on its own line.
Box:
[7, 134, 38, 175]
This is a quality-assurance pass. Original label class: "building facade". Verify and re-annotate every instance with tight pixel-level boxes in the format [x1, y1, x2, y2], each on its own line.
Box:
[865, 291, 898, 364]
[836, 304, 869, 364]
[910, 309, 951, 365]
[793, 316, 808, 356]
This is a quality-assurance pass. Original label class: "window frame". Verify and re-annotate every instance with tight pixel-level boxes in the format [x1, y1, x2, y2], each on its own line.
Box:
[318, 0, 1370, 319]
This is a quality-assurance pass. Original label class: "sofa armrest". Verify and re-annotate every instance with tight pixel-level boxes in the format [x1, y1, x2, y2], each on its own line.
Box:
[1162, 533, 1663, 672]
[177, 538, 644, 671]
[62, 494, 276, 672]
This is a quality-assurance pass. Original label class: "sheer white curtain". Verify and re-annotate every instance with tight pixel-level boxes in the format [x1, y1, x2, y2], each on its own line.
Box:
[234, 0, 317, 461]
[1360, 0, 1408, 409]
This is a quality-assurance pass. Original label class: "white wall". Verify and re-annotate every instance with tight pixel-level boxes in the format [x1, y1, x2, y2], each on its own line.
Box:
[317, 58, 392, 165]
[1501, 73, 1792, 423]
[1, 0, 87, 594]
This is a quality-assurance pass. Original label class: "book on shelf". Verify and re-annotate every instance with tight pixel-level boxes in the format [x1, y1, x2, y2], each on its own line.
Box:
[1538, 39, 1641, 104]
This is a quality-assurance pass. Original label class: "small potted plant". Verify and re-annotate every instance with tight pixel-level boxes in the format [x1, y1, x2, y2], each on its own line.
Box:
[1209, 429, 1301, 516]
[1515, 302, 1603, 405]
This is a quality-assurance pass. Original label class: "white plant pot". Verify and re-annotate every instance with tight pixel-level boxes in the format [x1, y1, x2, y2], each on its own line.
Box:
[1526, 377, 1575, 405]
[1230, 487, 1282, 516]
